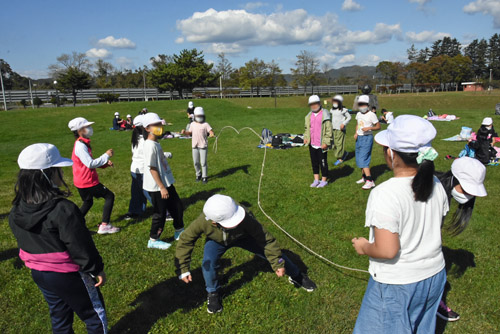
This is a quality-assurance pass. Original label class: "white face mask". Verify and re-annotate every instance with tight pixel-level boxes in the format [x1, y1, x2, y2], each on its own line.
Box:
[451, 187, 474, 204]
[84, 126, 94, 138]
[485, 125, 492, 130]
[332, 103, 339, 109]
[359, 106, 369, 114]
[195, 116, 204, 123]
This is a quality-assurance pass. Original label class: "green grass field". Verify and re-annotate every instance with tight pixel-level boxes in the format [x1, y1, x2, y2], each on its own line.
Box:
[0, 92, 499, 333]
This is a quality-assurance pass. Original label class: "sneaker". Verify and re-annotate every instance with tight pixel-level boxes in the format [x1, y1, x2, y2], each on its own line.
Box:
[195, 175, 202, 182]
[174, 228, 184, 241]
[124, 213, 137, 221]
[310, 180, 320, 188]
[202, 177, 208, 184]
[288, 273, 317, 292]
[362, 180, 376, 190]
[356, 178, 365, 184]
[97, 223, 121, 234]
[437, 300, 460, 322]
[317, 180, 328, 188]
[147, 239, 171, 250]
[165, 214, 173, 222]
[334, 159, 343, 166]
[207, 292, 223, 314]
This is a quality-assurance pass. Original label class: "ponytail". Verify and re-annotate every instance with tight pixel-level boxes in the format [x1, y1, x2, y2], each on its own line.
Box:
[394, 150, 435, 202]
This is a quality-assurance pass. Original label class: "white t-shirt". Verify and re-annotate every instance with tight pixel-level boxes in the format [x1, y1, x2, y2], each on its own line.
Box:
[365, 176, 448, 285]
[143, 140, 175, 192]
[386, 112, 394, 124]
[356, 111, 379, 136]
[130, 135, 145, 174]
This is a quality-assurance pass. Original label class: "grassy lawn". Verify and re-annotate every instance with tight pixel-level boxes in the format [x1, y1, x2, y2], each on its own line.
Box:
[0, 92, 499, 333]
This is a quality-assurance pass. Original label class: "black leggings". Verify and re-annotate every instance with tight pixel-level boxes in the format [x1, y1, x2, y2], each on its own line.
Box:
[77, 184, 115, 223]
[149, 185, 184, 239]
[309, 146, 328, 177]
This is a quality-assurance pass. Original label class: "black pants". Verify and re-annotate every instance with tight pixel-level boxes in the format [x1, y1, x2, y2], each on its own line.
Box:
[77, 184, 114, 223]
[309, 146, 328, 177]
[31, 270, 107, 334]
[149, 185, 184, 239]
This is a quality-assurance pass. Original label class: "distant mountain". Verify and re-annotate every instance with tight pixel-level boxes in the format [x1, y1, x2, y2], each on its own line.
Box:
[283, 65, 377, 83]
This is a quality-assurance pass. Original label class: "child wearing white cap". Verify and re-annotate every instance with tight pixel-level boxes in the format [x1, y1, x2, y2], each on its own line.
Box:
[330, 94, 351, 166]
[142, 112, 184, 250]
[352, 115, 447, 333]
[434, 157, 488, 322]
[474, 117, 498, 164]
[125, 114, 133, 130]
[354, 95, 380, 190]
[112, 112, 124, 130]
[9, 143, 108, 333]
[68, 117, 120, 234]
[181, 107, 215, 184]
[175, 194, 316, 314]
[304, 95, 333, 188]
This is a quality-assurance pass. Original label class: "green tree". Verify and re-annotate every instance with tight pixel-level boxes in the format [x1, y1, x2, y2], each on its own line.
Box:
[407, 44, 418, 63]
[430, 37, 462, 58]
[239, 58, 268, 97]
[265, 60, 286, 90]
[448, 55, 473, 91]
[33, 97, 43, 108]
[465, 39, 489, 79]
[487, 33, 500, 80]
[0, 59, 30, 90]
[94, 59, 114, 88]
[291, 50, 319, 95]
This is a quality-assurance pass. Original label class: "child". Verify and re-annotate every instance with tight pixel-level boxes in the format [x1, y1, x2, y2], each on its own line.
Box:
[354, 95, 380, 190]
[139, 107, 148, 115]
[330, 94, 351, 166]
[125, 114, 133, 130]
[303, 95, 333, 188]
[474, 117, 498, 164]
[68, 117, 120, 234]
[352, 115, 447, 333]
[379, 109, 394, 124]
[112, 112, 124, 130]
[9, 143, 108, 333]
[181, 107, 215, 184]
[142, 112, 184, 249]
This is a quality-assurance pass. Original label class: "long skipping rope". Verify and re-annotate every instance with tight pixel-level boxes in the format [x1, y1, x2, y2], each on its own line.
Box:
[213, 126, 369, 274]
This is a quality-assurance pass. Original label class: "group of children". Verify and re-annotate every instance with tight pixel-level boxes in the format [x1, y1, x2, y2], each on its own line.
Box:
[7, 96, 492, 333]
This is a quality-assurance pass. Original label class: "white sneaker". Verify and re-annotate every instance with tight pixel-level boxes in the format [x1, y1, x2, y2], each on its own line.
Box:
[97, 223, 121, 234]
[356, 178, 365, 184]
[148, 239, 171, 250]
[362, 180, 375, 190]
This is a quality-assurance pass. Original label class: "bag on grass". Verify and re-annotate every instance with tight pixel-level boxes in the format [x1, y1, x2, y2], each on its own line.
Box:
[261, 128, 273, 145]
[272, 135, 283, 147]
[495, 103, 500, 115]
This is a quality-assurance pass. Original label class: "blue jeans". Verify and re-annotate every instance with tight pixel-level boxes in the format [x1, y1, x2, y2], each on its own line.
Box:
[354, 268, 446, 334]
[128, 172, 152, 215]
[202, 238, 300, 293]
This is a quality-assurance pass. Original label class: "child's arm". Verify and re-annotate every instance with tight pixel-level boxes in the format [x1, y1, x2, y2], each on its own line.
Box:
[181, 129, 192, 136]
[75, 142, 111, 169]
[150, 167, 169, 199]
[352, 228, 400, 259]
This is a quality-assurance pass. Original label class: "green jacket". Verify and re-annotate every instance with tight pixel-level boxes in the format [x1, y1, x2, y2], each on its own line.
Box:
[304, 109, 333, 148]
[175, 211, 285, 275]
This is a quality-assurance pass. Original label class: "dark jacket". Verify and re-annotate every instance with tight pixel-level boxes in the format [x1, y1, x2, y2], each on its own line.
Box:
[175, 211, 284, 275]
[9, 198, 104, 275]
[475, 125, 498, 164]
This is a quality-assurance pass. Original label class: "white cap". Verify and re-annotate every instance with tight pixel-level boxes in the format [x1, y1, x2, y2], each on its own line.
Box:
[375, 115, 436, 153]
[142, 112, 163, 128]
[114, 112, 120, 116]
[333, 95, 343, 103]
[188, 101, 194, 108]
[68, 117, 94, 131]
[203, 194, 246, 229]
[482, 117, 493, 126]
[308, 95, 320, 105]
[133, 115, 144, 127]
[358, 95, 370, 104]
[18, 143, 73, 170]
[126, 114, 131, 118]
[142, 108, 148, 113]
[194, 107, 205, 116]
[451, 157, 487, 197]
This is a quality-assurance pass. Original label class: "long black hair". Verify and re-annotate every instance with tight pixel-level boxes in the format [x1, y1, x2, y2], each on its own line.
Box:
[393, 149, 435, 202]
[13, 168, 71, 205]
[131, 125, 147, 148]
[436, 170, 476, 236]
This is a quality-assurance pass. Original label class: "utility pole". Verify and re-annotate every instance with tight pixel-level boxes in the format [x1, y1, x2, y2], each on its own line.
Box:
[0, 66, 7, 111]
[219, 75, 223, 99]
[143, 70, 147, 101]
[489, 68, 493, 92]
[29, 79, 34, 109]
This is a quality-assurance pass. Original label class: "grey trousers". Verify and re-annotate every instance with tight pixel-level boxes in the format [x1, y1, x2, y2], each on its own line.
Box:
[192, 147, 208, 178]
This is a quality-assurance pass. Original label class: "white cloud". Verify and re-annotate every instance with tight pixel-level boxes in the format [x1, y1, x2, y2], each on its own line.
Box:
[97, 36, 136, 49]
[338, 54, 356, 65]
[18, 69, 49, 79]
[409, 0, 431, 4]
[86, 48, 112, 59]
[205, 43, 247, 54]
[464, 0, 500, 28]
[318, 53, 337, 64]
[116, 56, 134, 69]
[243, 2, 268, 11]
[405, 30, 450, 43]
[175, 37, 185, 44]
[360, 55, 381, 66]
[342, 0, 363, 11]
[177, 8, 401, 55]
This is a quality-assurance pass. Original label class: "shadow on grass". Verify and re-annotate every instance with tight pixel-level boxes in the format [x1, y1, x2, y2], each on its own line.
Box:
[436, 247, 476, 334]
[370, 164, 390, 182]
[110, 252, 307, 334]
[0, 248, 24, 269]
[210, 164, 251, 180]
[328, 165, 354, 182]
[182, 187, 225, 210]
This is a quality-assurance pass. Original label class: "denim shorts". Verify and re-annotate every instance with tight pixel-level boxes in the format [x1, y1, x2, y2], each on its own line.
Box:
[353, 268, 446, 334]
[355, 134, 374, 168]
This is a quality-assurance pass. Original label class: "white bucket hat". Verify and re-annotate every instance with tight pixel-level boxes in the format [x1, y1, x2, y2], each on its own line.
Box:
[482, 117, 493, 126]
[188, 101, 194, 108]
[194, 107, 205, 116]
[18, 143, 73, 170]
[375, 115, 436, 153]
[68, 117, 94, 131]
[142, 112, 164, 128]
[133, 115, 144, 127]
[451, 157, 487, 197]
[333, 95, 343, 103]
[308, 95, 320, 105]
[203, 194, 246, 229]
[114, 112, 120, 116]
[358, 95, 370, 104]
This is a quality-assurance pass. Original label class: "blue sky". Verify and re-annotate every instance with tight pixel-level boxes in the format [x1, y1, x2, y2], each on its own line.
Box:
[1, 0, 499, 78]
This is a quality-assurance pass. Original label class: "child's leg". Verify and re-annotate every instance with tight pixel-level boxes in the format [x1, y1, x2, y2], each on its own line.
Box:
[192, 148, 202, 177]
[149, 191, 167, 239]
[333, 130, 342, 160]
[309, 146, 320, 180]
[202, 239, 228, 293]
[200, 148, 208, 178]
[93, 184, 114, 224]
[164, 185, 184, 230]
[128, 172, 146, 215]
[338, 131, 346, 160]
[77, 188, 94, 217]
[320, 151, 328, 181]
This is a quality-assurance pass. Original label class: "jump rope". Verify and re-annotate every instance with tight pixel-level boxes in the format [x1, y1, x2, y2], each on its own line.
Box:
[213, 126, 369, 274]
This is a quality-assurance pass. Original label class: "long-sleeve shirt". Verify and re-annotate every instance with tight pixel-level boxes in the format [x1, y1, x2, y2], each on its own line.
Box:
[72, 137, 109, 188]
[330, 107, 351, 130]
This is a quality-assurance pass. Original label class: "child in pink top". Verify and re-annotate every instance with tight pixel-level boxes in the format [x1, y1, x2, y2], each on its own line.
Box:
[182, 107, 215, 184]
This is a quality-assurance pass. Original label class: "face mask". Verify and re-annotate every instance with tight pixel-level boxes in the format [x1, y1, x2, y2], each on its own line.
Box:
[451, 187, 474, 204]
[84, 126, 93, 138]
[195, 116, 204, 123]
[486, 125, 492, 130]
[151, 126, 164, 137]
[359, 106, 369, 114]
[332, 103, 339, 109]
[311, 106, 321, 113]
